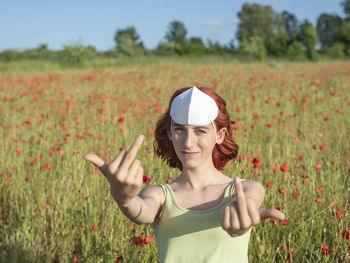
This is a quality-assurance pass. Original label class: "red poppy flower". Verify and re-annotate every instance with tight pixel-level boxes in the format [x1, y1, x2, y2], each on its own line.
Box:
[132, 236, 145, 247]
[118, 116, 125, 123]
[144, 236, 154, 244]
[115, 256, 123, 263]
[280, 163, 288, 172]
[278, 188, 288, 196]
[266, 182, 273, 188]
[314, 163, 322, 170]
[280, 219, 289, 225]
[332, 211, 343, 220]
[293, 191, 299, 199]
[315, 198, 322, 204]
[252, 157, 260, 164]
[143, 174, 151, 184]
[342, 229, 350, 239]
[315, 186, 323, 192]
[319, 244, 330, 255]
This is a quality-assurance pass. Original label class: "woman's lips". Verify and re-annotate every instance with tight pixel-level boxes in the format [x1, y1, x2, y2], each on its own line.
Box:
[181, 151, 198, 157]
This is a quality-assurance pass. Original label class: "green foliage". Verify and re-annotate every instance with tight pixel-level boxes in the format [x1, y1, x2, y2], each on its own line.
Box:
[0, 49, 23, 61]
[236, 3, 275, 45]
[286, 41, 305, 61]
[155, 37, 228, 57]
[342, 0, 350, 17]
[59, 44, 97, 66]
[114, 27, 145, 56]
[177, 42, 207, 56]
[334, 21, 350, 49]
[317, 13, 343, 49]
[154, 42, 178, 56]
[326, 42, 345, 59]
[206, 40, 228, 55]
[266, 35, 289, 57]
[281, 11, 299, 43]
[239, 36, 267, 61]
[299, 19, 318, 60]
[165, 21, 187, 44]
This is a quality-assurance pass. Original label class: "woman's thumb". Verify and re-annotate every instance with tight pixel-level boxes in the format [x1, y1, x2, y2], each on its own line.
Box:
[259, 208, 285, 221]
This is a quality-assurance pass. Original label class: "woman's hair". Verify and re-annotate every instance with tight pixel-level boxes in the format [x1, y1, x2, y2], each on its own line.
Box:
[154, 87, 238, 171]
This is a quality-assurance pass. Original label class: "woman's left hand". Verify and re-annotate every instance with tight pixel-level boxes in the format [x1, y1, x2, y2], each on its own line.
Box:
[220, 177, 285, 237]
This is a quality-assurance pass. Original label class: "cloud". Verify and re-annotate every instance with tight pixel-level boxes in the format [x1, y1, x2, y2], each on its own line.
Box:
[198, 19, 224, 27]
[198, 19, 239, 28]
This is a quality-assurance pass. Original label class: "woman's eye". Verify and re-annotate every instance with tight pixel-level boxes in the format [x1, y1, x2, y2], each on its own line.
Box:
[195, 130, 205, 134]
[174, 127, 184, 131]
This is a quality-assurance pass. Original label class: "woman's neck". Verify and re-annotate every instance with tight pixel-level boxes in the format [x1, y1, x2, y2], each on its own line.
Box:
[178, 162, 227, 190]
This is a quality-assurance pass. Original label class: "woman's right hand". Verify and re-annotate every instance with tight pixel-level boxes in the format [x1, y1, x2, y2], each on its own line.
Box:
[83, 135, 145, 206]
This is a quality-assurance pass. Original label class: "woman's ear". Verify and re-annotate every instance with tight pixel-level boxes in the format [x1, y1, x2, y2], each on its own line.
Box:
[216, 127, 227, 144]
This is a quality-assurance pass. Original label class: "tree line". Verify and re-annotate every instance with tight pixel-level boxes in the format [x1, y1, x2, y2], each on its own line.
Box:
[1, 0, 350, 64]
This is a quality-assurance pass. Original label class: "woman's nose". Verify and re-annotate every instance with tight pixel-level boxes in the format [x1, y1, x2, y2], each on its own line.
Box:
[184, 130, 193, 148]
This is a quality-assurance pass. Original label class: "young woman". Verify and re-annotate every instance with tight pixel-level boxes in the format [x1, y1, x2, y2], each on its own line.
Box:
[84, 87, 285, 263]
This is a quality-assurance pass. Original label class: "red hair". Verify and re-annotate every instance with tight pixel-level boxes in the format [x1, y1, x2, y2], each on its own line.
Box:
[154, 87, 238, 171]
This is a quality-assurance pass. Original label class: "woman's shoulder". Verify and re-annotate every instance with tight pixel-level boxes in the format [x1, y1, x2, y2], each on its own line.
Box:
[241, 179, 264, 190]
[139, 184, 166, 205]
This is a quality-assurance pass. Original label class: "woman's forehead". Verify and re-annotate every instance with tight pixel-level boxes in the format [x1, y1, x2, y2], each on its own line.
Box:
[172, 122, 211, 129]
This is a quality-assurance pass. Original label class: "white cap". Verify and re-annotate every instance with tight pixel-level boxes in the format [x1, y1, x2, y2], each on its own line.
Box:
[170, 87, 219, 125]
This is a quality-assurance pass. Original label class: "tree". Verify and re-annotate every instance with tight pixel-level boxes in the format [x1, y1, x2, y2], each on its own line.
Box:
[265, 13, 289, 56]
[286, 41, 304, 61]
[236, 3, 292, 55]
[316, 13, 342, 49]
[239, 36, 267, 60]
[334, 21, 350, 55]
[165, 21, 187, 44]
[236, 3, 275, 47]
[299, 19, 318, 60]
[207, 40, 227, 55]
[326, 42, 345, 59]
[189, 37, 204, 46]
[281, 11, 299, 43]
[114, 26, 144, 56]
[342, 0, 350, 17]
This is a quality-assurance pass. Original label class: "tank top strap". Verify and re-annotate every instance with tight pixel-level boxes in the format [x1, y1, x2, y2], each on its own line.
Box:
[224, 180, 235, 198]
[157, 184, 173, 218]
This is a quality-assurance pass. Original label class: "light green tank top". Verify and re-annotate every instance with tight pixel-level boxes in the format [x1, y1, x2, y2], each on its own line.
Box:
[154, 181, 251, 263]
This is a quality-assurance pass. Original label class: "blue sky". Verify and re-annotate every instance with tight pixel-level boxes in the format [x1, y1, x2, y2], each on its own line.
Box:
[0, 0, 345, 51]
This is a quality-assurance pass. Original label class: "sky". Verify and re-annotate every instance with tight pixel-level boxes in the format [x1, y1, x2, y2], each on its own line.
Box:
[0, 0, 346, 52]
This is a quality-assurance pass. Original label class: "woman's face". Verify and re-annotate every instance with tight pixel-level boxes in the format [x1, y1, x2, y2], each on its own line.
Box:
[169, 122, 219, 170]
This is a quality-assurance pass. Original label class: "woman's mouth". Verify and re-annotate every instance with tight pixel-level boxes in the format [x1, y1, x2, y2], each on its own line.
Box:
[181, 151, 198, 157]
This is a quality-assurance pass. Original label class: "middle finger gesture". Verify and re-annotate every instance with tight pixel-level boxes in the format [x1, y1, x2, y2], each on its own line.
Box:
[221, 177, 285, 237]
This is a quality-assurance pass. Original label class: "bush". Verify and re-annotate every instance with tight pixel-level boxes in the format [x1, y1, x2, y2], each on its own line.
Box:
[345, 45, 350, 56]
[286, 41, 305, 61]
[239, 36, 267, 61]
[154, 42, 178, 56]
[326, 42, 345, 59]
[0, 50, 22, 61]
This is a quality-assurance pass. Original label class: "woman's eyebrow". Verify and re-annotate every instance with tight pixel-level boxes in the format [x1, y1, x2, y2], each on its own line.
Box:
[172, 123, 184, 127]
[193, 126, 209, 130]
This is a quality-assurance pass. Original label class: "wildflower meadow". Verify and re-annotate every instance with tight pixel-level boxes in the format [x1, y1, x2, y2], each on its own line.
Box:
[1, 61, 349, 262]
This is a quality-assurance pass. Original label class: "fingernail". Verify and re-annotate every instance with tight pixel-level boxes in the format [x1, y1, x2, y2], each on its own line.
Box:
[234, 177, 240, 184]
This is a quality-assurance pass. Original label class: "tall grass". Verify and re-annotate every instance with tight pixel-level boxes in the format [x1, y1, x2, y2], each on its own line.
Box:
[0, 61, 349, 262]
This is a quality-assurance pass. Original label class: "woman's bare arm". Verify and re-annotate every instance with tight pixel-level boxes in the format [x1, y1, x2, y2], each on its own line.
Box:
[84, 135, 164, 225]
[119, 185, 164, 224]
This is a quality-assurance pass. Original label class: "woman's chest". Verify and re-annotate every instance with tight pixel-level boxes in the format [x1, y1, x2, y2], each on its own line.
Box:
[172, 186, 229, 210]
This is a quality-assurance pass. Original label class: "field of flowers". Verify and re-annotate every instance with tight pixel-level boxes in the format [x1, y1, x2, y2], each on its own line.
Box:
[0, 61, 349, 262]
